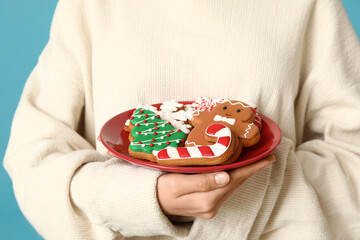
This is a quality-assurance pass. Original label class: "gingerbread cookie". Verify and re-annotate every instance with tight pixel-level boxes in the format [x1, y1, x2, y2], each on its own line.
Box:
[186, 97, 261, 147]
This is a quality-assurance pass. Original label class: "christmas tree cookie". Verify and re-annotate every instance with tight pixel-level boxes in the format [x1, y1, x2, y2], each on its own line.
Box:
[126, 107, 187, 162]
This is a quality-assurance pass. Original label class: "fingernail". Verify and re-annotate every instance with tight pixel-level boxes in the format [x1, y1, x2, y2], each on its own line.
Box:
[215, 173, 229, 185]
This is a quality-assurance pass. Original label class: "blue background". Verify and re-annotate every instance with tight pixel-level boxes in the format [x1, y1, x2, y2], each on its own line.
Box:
[0, 1, 359, 239]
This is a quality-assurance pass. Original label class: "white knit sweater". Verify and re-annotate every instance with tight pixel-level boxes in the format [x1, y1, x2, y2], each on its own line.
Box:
[4, 0, 360, 239]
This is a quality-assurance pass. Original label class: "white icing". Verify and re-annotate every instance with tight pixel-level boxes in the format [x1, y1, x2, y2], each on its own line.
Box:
[166, 147, 180, 158]
[186, 147, 203, 158]
[160, 99, 183, 112]
[125, 119, 130, 126]
[171, 110, 188, 122]
[131, 137, 182, 146]
[244, 123, 254, 138]
[213, 115, 236, 125]
[185, 108, 196, 120]
[184, 141, 196, 146]
[210, 144, 227, 156]
[214, 128, 231, 138]
[136, 104, 158, 112]
[241, 100, 257, 108]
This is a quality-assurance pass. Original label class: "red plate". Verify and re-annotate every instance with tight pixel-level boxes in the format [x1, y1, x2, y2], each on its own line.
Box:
[100, 101, 282, 173]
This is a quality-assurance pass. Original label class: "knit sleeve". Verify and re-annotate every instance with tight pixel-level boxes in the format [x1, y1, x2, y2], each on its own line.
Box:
[3, 0, 184, 238]
[295, 0, 360, 237]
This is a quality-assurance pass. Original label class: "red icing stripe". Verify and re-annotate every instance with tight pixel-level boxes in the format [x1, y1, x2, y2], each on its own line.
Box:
[198, 146, 215, 157]
[217, 136, 230, 147]
[206, 124, 225, 135]
[252, 108, 262, 128]
[157, 149, 170, 160]
[254, 118, 261, 128]
[177, 148, 191, 158]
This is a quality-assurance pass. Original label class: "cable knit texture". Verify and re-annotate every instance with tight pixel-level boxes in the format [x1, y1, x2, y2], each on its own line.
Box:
[3, 0, 360, 239]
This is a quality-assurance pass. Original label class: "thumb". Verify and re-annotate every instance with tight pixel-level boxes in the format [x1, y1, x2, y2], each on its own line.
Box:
[175, 172, 230, 195]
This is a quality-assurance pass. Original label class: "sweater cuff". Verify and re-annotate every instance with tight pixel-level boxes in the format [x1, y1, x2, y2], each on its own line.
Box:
[71, 158, 188, 237]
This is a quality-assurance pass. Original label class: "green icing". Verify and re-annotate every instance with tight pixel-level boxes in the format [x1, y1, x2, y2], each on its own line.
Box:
[129, 108, 187, 154]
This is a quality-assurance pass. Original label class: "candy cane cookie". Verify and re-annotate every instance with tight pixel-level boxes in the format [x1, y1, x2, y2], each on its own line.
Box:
[155, 124, 241, 166]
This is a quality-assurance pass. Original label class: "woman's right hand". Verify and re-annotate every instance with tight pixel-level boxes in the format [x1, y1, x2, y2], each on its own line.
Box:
[157, 155, 275, 219]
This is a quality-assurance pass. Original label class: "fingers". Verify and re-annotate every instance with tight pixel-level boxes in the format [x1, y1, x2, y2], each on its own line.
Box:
[229, 154, 275, 184]
[168, 172, 230, 196]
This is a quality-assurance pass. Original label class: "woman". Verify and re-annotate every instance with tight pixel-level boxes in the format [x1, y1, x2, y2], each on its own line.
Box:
[4, 0, 360, 239]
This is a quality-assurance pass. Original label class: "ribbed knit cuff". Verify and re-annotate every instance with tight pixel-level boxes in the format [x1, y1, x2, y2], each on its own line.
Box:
[71, 158, 188, 238]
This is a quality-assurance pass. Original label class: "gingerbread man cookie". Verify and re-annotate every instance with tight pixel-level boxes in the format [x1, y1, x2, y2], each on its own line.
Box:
[187, 98, 261, 148]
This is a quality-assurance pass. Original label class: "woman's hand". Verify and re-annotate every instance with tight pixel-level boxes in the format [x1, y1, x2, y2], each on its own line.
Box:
[157, 155, 275, 219]
[98, 135, 275, 219]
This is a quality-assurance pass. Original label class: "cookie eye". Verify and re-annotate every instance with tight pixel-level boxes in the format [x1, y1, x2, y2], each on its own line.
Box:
[223, 106, 227, 110]
[237, 109, 241, 113]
